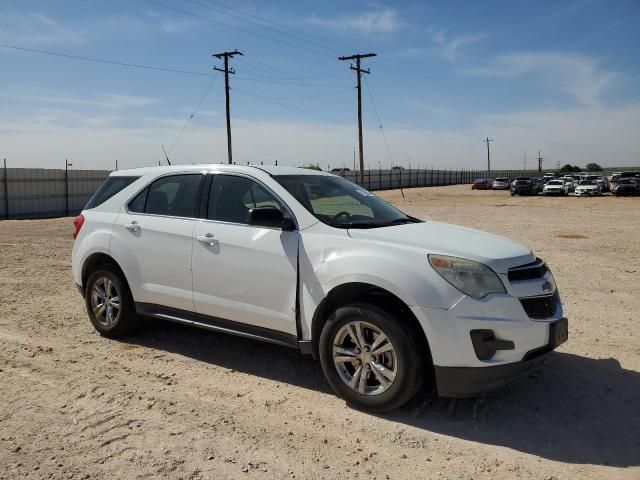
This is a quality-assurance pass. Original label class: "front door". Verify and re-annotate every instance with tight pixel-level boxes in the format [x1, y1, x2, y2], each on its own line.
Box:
[192, 173, 298, 335]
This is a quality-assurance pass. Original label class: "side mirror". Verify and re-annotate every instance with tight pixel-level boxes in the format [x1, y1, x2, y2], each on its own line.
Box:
[246, 207, 295, 230]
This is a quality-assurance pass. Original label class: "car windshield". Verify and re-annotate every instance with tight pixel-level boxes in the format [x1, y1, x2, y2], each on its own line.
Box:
[547, 180, 562, 185]
[515, 180, 530, 185]
[474, 179, 486, 183]
[579, 181, 596, 185]
[495, 178, 507, 182]
[274, 174, 420, 229]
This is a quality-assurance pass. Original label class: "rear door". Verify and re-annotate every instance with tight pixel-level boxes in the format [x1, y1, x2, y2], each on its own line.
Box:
[191, 173, 299, 336]
[111, 173, 204, 312]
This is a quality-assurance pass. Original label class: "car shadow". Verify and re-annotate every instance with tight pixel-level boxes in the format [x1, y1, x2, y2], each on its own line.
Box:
[121, 321, 640, 468]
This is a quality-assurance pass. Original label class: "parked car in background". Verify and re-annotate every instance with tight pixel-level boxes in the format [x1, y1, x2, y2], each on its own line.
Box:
[542, 173, 557, 184]
[559, 177, 577, 192]
[612, 178, 639, 196]
[610, 172, 640, 191]
[71, 165, 567, 412]
[492, 177, 510, 190]
[531, 177, 545, 191]
[575, 180, 602, 197]
[543, 180, 569, 196]
[472, 179, 491, 190]
[585, 175, 607, 192]
[511, 179, 540, 196]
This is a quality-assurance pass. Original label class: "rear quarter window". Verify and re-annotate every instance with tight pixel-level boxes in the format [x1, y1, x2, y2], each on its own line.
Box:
[85, 176, 140, 210]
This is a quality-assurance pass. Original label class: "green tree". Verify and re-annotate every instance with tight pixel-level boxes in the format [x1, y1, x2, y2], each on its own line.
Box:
[560, 164, 581, 173]
[585, 162, 603, 171]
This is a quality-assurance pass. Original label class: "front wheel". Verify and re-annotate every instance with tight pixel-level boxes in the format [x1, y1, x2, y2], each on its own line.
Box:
[319, 303, 425, 413]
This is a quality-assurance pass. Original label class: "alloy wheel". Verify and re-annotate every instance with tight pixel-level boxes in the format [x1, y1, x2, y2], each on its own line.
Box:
[90, 277, 121, 328]
[332, 321, 398, 396]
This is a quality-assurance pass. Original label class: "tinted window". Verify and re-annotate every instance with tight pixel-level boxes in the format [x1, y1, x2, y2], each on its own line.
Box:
[209, 175, 284, 224]
[128, 187, 148, 213]
[143, 174, 202, 217]
[85, 176, 139, 210]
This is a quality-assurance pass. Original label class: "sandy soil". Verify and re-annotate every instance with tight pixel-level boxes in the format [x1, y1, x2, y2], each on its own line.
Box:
[1, 185, 639, 480]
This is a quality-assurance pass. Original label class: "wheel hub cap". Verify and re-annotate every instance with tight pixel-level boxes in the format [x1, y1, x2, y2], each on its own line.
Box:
[332, 320, 398, 396]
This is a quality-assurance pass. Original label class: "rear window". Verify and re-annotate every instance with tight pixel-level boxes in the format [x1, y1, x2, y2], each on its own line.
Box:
[85, 176, 139, 210]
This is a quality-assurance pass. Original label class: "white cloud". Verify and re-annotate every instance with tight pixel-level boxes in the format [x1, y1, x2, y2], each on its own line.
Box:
[470, 52, 618, 106]
[2, 103, 639, 171]
[1, 93, 160, 110]
[307, 9, 400, 34]
[427, 28, 487, 63]
[0, 11, 84, 45]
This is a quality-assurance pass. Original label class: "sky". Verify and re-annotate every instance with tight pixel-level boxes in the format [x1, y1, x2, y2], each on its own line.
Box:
[0, 0, 639, 171]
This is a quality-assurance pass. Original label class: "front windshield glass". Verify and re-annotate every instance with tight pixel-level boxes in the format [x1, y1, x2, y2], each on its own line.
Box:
[579, 181, 595, 185]
[515, 180, 530, 185]
[274, 174, 419, 228]
[548, 180, 562, 185]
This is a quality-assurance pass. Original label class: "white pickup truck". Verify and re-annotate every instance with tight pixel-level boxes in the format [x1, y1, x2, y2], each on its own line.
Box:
[72, 165, 567, 412]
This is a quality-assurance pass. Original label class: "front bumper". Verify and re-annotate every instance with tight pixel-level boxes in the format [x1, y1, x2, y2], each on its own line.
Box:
[575, 189, 599, 196]
[434, 352, 548, 397]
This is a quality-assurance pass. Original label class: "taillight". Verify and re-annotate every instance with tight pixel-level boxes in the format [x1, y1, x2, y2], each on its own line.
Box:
[73, 214, 85, 240]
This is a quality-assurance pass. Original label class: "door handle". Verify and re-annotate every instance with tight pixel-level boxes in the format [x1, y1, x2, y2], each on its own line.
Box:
[197, 233, 218, 246]
[125, 221, 141, 232]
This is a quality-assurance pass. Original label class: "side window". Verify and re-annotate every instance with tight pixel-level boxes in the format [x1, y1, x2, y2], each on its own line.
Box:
[85, 176, 139, 210]
[208, 175, 284, 224]
[141, 174, 202, 217]
[128, 187, 148, 213]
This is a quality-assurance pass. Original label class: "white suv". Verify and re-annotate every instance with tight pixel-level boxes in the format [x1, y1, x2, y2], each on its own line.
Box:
[72, 165, 567, 412]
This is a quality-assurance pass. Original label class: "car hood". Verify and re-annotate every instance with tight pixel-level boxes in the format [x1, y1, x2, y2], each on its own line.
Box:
[577, 185, 598, 189]
[348, 221, 533, 273]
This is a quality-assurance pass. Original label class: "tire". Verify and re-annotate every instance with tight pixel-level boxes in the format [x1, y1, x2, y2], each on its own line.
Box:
[319, 303, 425, 413]
[85, 267, 139, 338]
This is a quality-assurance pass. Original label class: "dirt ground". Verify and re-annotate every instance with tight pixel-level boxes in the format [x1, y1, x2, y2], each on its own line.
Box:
[1, 184, 639, 480]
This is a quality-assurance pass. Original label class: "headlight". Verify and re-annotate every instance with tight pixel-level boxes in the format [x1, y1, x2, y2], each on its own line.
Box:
[428, 255, 506, 299]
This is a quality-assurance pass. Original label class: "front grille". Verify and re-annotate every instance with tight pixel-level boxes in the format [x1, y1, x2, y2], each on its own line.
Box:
[519, 292, 559, 319]
[508, 258, 548, 282]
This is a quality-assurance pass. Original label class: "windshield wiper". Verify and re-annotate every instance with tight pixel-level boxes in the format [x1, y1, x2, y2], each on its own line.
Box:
[330, 217, 419, 229]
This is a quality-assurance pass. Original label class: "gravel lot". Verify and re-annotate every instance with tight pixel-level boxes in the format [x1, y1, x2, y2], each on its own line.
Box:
[1, 184, 639, 480]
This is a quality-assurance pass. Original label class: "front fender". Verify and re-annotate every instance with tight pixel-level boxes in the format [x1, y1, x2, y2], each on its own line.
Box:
[297, 227, 463, 340]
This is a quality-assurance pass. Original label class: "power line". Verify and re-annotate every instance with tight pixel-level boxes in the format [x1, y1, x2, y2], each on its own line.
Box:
[233, 76, 351, 88]
[363, 77, 394, 167]
[0, 43, 212, 77]
[143, 0, 335, 58]
[168, 75, 219, 155]
[233, 88, 340, 123]
[198, 0, 352, 51]
[186, 0, 341, 55]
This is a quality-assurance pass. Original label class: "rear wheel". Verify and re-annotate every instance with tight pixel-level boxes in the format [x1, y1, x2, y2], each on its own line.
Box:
[85, 267, 138, 338]
[319, 303, 425, 413]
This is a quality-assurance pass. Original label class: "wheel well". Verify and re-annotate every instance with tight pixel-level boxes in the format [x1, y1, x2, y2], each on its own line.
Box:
[311, 282, 432, 364]
[81, 253, 128, 293]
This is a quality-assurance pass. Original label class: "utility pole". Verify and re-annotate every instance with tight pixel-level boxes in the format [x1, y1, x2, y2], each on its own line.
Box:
[484, 137, 493, 173]
[537, 149, 544, 173]
[65, 158, 72, 217]
[338, 53, 376, 185]
[213, 49, 243, 164]
[3, 158, 8, 220]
